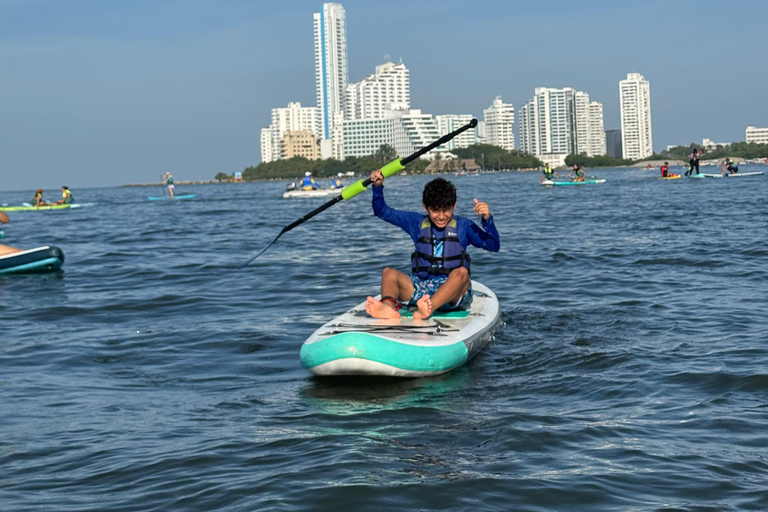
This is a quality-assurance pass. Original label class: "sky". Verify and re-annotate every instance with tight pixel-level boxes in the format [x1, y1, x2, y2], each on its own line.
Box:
[1, 0, 767, 192]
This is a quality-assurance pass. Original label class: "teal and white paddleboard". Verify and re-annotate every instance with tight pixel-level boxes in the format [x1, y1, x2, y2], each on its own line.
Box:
[542, 179, 606, 186]
[147, 194, 197, 200]
[702, 172, 764, 179]
[300, 281, 502, 377]
[689, 174, 706, 179]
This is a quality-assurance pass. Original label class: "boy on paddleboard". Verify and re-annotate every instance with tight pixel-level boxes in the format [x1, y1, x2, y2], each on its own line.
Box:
[365, 171, 500, 321]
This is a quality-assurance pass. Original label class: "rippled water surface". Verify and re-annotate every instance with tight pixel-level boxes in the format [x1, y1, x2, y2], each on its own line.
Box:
[1, 168, 767, 511]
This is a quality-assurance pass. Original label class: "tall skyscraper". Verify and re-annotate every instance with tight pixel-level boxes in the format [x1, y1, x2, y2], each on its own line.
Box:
[345, 61, 410, 121]
[313, 3, 349, 158]
[519, 87, 605, 167]
[483, 96, 515, 151]
[619, 72, 653, 160]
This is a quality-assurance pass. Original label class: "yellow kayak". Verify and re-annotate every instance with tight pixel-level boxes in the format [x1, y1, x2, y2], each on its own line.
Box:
[657, 175, 681, 180]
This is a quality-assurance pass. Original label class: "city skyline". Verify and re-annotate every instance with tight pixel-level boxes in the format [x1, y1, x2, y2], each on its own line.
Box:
[2, 0, 767, 191]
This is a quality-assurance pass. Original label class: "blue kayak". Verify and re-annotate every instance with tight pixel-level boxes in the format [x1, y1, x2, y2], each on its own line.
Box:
[0, 246, 64, 274]
[147, 194, 197, 201]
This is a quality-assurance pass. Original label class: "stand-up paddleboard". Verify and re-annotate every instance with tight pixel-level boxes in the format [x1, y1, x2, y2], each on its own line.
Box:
[0, 246, 64, 274]
[147, 194, 197, 200]
[658, 175, 681, 180]
[702, 172, 764, 179]
[283, 189, 343, 199]
[300, 281, 502, 378]
[1, 203, 95, 212]
[688, 174, 706, 179]
[542, 179, 606, 186]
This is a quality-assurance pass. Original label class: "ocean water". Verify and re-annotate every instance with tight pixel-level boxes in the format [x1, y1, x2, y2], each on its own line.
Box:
[1, 167, 767, 511]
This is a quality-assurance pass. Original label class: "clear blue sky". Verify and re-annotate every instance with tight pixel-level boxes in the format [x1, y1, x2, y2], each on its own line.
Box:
[2, 0, 766, 191]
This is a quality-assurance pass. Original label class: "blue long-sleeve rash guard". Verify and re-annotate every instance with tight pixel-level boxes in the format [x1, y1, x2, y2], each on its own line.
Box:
[372, 185, 500, 256]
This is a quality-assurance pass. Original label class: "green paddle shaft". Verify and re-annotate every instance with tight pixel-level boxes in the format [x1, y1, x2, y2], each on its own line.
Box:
[341, 160, 405, 200]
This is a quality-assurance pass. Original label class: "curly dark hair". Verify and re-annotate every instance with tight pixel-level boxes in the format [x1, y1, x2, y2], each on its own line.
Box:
[422, 178, 457, 210]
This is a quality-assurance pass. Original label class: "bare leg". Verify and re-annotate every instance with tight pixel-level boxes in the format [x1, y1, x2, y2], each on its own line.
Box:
[365, 267, 415, 319]
[169, 186, 174, 199]
[413, 267, 471, 320]
[0, 244, 23, 255]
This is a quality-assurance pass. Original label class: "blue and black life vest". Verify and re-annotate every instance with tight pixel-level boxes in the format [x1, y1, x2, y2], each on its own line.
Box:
[411, 217, 470, 279]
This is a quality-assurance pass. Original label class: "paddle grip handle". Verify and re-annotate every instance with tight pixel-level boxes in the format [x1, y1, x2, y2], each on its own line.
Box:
[340, 159, 405, 200]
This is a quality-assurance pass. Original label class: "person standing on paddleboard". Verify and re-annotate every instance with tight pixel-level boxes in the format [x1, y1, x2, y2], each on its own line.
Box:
[541, 163, 560, 183]
[165, 172, 175, 198]
[364, 171, 500, 321]
[685, 148, 702, 177]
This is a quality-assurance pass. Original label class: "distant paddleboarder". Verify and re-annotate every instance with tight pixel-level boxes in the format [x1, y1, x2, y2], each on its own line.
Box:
[685, 148, 703, 177]
[364, 171, 500, 321]
[329, 173, 344, 189]
[541, 163, 560, 183]
[54, 186, 74, 205]
[721, 158, 739, 175]
[566, 164, 586, 182]
[165, 172, 175, 198]
[31, 189, 49, 207]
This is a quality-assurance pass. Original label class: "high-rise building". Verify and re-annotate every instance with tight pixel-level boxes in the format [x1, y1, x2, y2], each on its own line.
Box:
[260, 102, 319, 163]
[519, 87, 575, 167]
[435, 114, 479, 151]
[345, 61, 410, 121]
[341, 109, 445, 160]
[746, 126, 768, 144]
[483, 96, 515, 151]
[283, 130, 321, 160]
[619, 72, 653, 160]
[314, 3, 349, 158]
[605, 129, 623, 159]
[519, 87, 606, 166]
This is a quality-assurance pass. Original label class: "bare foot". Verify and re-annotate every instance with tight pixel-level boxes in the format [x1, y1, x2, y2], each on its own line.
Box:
[412, 295, 433, 321]
[365, 296, 400, 319]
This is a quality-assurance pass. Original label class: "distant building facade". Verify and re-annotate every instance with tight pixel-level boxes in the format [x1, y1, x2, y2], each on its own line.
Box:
[260, 102, 319, 163]
[314, 3, 349, 158]
[619, 72, 653, 160]
[483, 96, 515, 151]
[435, 114, 479, 151]
[746, 126, 768, 145]
[341, 109, 445, 160]
[519, 87, 605, 167]
[605, 129, 623, 158]
[345, 61, 410, 121]
[283, 130, 321, 160]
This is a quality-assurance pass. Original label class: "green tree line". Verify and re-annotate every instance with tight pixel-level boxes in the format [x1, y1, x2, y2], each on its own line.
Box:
[663, 142, 768, 161]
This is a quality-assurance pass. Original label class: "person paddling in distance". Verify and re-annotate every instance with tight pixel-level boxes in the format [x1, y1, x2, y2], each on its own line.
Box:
[364, 171, 500, 321]
[721, 158, 739, 175]
[541, 163, 560, 183]
[566, 164, 586, 182]
[164, 172, 175, 198]
[31, 189, 49, 207]
[301, 171, 320, 191]
[54, 186, 74, 205]
[329, 173, 344, 189]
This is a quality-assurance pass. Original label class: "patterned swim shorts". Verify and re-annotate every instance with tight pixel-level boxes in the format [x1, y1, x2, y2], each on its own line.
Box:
[408, 274, 473, 312]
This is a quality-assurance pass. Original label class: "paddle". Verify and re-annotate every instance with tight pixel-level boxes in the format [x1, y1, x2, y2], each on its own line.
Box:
[238, 118, 478, 268]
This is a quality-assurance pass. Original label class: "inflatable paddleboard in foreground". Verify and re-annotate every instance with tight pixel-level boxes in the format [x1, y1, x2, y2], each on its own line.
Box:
[283, 189, 343, 199]
[701, 172, 764, 179]
[300, 281, 502, 377]
[0, 246, 64, 274]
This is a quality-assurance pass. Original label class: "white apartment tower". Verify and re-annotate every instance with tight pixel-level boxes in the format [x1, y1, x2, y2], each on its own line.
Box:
[314, 3, 349, 157]
[619, 72, 653, 160]
[260, 102, 319, 163]
[746, 126, 768, 144]
[519, 87, 605, 166]
[342, 109, 446, 160]
[435, 114, 478, 151]
[483, 96, 515, 151]
[345, 61, 410, 121]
